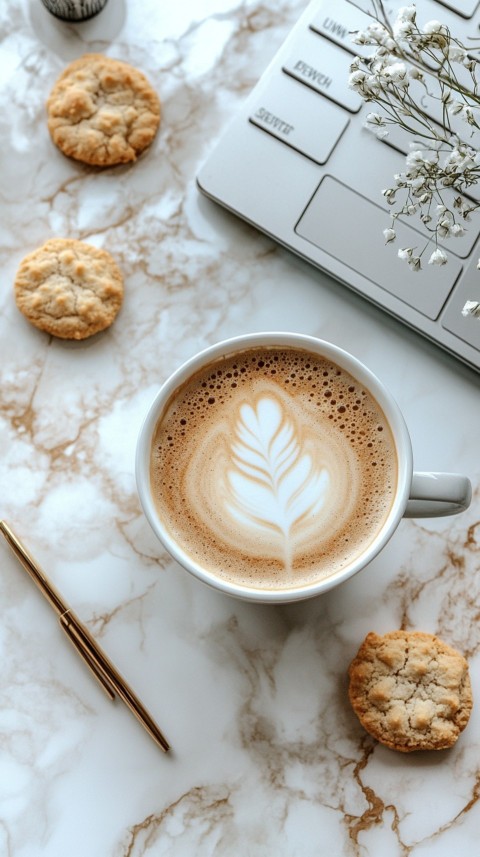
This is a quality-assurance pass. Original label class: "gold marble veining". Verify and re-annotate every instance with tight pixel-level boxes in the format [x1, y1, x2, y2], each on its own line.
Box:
[1, 0, 480, 854]
[87, 581, 157, 640]
[385, 499, 480, 657]
[120, 786, 234, 856]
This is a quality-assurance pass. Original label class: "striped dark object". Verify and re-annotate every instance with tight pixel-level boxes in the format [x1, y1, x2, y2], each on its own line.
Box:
[40, 0, 109, 22]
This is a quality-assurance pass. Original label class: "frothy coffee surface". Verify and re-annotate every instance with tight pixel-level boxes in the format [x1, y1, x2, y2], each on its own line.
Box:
[150, 347, 397, 590]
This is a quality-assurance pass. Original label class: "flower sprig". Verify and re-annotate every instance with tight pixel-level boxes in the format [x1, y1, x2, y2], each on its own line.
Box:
[348, 2, 480, 317]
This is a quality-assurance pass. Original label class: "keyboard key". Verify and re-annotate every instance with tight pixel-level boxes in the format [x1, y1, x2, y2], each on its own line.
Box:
[309, 2, 384, 58]
[283, 29, 362, 113]
[441, 253, 480, 349]
[310, 0, 477, 56]
[295, 176, 462, 319]
[436, 0, 478, 18]
[249, 73, 348, 165]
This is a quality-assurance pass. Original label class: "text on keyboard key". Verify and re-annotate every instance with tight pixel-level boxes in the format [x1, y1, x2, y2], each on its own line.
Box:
[295, 176, 462, 320]
[309, 0, 477, 56]
[309, 2, 380, 58]
[282, 29, 362, 113]
[249, 73, 349, 165]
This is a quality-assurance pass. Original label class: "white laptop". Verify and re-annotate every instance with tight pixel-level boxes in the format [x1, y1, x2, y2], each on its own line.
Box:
[197, 0, 480, 372]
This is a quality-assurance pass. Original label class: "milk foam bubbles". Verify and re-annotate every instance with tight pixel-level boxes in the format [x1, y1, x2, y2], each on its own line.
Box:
[150, 347, 398, 590]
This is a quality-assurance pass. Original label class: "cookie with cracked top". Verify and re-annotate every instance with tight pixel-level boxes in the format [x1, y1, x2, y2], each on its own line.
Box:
[14, 238, 124, 339]
[348, 630, 472, 752]
[47, 54, 160, 166]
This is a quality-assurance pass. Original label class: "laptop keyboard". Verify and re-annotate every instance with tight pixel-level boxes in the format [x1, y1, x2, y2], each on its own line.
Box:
[197, 0, 480, 371]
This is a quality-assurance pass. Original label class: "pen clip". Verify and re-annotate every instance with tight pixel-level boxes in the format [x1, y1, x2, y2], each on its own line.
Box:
[60, 610, 171, 753]
[60, 611, 116, 701]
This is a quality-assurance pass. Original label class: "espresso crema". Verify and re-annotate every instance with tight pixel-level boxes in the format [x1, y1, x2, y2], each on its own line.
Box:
[150, 347, 398, 590]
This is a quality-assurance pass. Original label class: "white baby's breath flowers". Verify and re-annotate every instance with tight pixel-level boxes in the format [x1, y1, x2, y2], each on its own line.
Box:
[349, 2, 480, 317]
[383, 227, 396, 243]
[422, 20, 445, 35]
[448, 45, 468, 63]
[428, 248, 448, 265]
[398, 247, 421, 270]
[365, 111, 389, 139]
[462, 300, 480, 317]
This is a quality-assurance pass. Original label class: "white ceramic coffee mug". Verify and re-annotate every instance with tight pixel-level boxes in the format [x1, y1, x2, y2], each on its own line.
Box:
[135, 333, 471, 603]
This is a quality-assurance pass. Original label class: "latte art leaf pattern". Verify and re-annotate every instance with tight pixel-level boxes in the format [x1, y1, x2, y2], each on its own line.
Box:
[225, 397, 330, 568]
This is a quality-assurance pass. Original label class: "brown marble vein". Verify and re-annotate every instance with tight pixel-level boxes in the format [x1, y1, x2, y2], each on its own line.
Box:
[119, 786, 234, 857]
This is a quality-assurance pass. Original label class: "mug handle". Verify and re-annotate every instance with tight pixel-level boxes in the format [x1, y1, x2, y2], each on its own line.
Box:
[404, 472, 472, 518]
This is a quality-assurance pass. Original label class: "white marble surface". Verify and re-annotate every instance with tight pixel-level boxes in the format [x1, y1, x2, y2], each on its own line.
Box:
[1, 0, 480, 854]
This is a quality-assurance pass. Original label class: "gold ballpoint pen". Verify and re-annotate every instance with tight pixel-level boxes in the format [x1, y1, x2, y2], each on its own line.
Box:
[0, 520, 170, 753]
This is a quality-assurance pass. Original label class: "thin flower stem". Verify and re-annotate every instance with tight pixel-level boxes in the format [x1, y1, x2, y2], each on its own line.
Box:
[348, 2, 480, 285]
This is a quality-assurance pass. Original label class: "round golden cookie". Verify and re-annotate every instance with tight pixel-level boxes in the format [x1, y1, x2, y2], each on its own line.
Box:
[47, 54, 160, 166]
[14, 238, 124, 340]
[348, 630, 472, 752]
